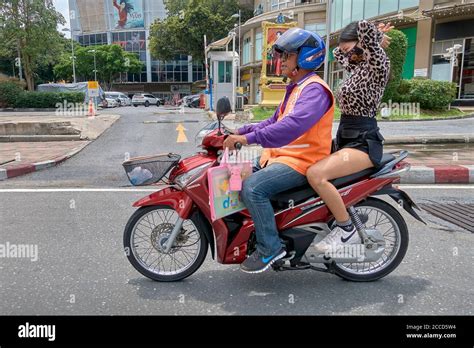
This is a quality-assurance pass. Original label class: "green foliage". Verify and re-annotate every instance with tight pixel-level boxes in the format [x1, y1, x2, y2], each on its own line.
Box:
[382, 29, 408, 102]
[0, 0, 66, 90]
[53, 44, 143, 90]
[395, 79, 457, 110]
[150, 0, 253, 62]
[0, 80, 24, 107]
[13, 91, 85, 108]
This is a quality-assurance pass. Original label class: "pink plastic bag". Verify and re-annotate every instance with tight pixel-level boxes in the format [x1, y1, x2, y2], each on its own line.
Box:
[207, 148, 252, 222]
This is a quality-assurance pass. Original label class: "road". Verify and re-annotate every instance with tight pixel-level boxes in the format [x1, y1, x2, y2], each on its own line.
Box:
[0, 106, 473, 315]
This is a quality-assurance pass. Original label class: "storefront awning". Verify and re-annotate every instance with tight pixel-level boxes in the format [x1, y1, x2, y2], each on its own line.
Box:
[422, 3, 474, 19]
[206, 36, 233, 52]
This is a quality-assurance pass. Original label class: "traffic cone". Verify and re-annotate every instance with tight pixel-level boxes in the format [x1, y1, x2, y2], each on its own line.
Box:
[87, 98, 96, 117]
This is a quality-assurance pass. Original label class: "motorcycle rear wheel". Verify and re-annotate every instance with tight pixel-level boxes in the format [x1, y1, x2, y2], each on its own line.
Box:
[124, 205, 209, 282]
[328, 197, 409, 282]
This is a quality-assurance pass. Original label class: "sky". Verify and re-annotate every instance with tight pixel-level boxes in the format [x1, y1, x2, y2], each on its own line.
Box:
[53, 0, 71, 38]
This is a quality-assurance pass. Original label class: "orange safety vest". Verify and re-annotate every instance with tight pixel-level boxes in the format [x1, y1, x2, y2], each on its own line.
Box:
[259, 74, 334, 175]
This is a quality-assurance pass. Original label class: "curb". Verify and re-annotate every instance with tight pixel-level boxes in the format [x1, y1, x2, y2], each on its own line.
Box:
[0, 135, 83, 142]
[400, 165, 473, 184]
[0, 142, 89, 181]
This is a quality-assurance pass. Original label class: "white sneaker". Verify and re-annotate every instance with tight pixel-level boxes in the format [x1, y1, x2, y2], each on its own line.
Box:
[313, 225, 361, 255]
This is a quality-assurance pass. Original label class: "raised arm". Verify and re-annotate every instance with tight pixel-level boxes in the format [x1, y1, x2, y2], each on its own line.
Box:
[358, 20, 387, 70]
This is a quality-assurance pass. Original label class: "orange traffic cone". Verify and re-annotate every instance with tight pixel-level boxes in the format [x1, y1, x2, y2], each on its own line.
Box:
[87, 98, 96, 117]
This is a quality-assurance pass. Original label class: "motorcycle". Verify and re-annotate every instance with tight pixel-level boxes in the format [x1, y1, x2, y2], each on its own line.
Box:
[123, 97, 425, 282]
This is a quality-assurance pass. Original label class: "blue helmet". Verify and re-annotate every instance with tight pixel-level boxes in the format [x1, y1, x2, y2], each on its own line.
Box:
[273, 28, 326, 70]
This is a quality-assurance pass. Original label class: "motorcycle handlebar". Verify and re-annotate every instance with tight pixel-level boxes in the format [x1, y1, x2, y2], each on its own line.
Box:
[235, 142, 242, 151]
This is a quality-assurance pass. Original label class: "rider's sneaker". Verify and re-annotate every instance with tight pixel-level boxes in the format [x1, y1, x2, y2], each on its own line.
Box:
[313, 225, 361, 255]
[240, 248, 286, 274]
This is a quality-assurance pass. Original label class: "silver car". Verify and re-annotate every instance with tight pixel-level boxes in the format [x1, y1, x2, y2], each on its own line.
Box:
[132, 93, 163, 107]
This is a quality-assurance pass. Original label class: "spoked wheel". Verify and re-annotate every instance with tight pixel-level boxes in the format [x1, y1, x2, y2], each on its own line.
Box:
[329, 197, 409, 282]
[124, 205, 208, 282]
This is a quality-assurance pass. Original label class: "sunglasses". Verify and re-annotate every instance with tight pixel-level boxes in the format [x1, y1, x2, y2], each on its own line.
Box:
[280, 51, 297, 61]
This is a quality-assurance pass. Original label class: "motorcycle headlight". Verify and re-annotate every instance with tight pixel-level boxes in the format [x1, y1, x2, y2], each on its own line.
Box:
[174, 162, 213, 188]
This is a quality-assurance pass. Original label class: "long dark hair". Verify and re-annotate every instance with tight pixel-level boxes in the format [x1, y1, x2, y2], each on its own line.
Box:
[120, 0, 134, 14]
[339, 21, 359, 43]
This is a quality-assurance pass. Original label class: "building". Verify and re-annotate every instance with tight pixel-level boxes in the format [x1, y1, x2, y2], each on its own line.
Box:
[233, 0, 474, 105]
[68, 0, 205, 100]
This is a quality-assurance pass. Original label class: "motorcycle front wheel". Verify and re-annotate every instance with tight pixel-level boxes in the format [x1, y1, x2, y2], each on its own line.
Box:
[329, 197, 409, 282]
[124, 205, 209, 282]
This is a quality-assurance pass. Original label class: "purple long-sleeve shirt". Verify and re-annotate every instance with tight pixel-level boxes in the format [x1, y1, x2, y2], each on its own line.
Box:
[238, 72, 332, 148]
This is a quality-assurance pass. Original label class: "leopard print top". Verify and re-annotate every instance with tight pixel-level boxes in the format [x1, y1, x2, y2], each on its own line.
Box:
[333, 20, 390, 118]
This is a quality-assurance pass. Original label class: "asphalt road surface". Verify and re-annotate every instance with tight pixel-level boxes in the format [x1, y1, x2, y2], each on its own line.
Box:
[1, 189, 472, 315]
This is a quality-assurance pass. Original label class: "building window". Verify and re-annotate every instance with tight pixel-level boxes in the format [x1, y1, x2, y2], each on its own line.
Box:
[218, 61, 232, 83]
[400, 0, 419, 8]
[305, 23, 326, 37]
[271, 0, 295, 11]
[193, 61, 204, 82]
[364, 0, 379, 19]
[243, 37, 251, 65]
[332, 0, 420, 32]
[330, 61, 345, 92]
[77, 33, 108, 47]
[379, 0, 398, 14]
[255, 31, 263, 61]
[460, 38, 474, 99]
[151, 54, 190, 83]
[351, 0, 364, 21]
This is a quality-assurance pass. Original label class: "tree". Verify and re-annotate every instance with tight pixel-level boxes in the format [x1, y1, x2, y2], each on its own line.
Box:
[382, 29, 408, 102]
[0, 0, 66, 90]
[149, 0, 253, 62]
[53, 44, 143, 90]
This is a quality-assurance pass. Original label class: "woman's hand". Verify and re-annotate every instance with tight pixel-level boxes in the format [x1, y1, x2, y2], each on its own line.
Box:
[378, 22, 394, 49]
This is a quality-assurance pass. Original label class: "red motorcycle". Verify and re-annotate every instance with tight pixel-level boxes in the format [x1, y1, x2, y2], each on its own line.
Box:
[123, 98, 425, 282]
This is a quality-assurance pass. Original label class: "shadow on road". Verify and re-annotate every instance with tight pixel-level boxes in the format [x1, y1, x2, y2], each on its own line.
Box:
[127, 268, 431, 315]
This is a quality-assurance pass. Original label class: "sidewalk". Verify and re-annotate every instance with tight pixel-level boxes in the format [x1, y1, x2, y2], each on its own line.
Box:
[0, 112, 119, 180]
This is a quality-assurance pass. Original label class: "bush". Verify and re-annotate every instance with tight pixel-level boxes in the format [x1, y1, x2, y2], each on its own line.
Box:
[13, 92, 85, 108]
[0, 81, 24, 108]
[382, 29, 408, 103]
[395, 79, 457, 110]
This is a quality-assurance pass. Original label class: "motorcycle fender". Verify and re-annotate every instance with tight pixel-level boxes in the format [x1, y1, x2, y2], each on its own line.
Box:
[132, 187, 193, 219]
[372, 186, 426, 224]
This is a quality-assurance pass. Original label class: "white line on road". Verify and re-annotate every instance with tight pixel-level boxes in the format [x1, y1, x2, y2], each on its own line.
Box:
[0, 185, 472, 193]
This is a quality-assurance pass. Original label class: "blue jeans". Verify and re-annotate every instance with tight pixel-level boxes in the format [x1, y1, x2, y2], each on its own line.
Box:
[241, 156, 308, 257]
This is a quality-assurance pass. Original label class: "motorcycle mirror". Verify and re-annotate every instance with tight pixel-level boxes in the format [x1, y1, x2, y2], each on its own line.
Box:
[216, 97, 231, 121]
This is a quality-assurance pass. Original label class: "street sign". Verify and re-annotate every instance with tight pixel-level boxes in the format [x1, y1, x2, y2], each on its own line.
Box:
[88, 81, 99, 97]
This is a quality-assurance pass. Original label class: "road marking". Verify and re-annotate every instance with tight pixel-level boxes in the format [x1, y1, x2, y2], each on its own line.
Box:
[397, 185, 474, 189]
[176, 123, 188, 143]
[0, 185, 472, 193]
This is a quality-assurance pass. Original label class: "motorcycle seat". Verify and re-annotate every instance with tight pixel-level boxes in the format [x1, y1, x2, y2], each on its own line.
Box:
[270, 153, 396, 208]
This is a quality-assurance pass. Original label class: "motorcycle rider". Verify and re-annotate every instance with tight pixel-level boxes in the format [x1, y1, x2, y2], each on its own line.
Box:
[223, 28, 334, 273]
[306, 21, 392, 255]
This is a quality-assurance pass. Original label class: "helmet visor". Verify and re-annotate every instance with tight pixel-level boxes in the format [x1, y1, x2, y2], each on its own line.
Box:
[273, 28, 312, 53]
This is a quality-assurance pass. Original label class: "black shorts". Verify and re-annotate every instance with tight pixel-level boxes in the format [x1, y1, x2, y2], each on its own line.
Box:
[335, 115, 385, 168]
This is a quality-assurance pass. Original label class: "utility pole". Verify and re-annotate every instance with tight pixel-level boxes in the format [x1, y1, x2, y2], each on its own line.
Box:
[88, 49, 97, 81]
[63, 28, 77, 83]
[323, 0, 333, 84]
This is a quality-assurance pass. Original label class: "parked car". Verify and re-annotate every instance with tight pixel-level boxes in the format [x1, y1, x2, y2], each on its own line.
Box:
[105, 92, 131, 106]
[180, 94, 201, 108]
[105, 97, 119, 108]
[132, 94, 163, 107]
